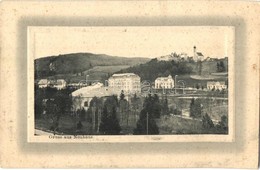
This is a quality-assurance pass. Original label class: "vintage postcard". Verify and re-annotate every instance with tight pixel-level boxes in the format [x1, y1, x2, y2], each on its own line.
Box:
[28, 26, 234, 142]
[1, 1, 259, 168]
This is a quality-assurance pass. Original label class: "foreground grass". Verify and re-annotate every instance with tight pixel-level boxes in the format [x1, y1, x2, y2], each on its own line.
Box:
[36, 113, 227, 135]
[158, 115, 228, 134]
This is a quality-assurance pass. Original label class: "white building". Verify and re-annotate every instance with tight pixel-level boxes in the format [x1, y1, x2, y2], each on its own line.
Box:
[155, 75, 174, 89]
[53, 79, 67, 90]
[38, 79, 67, 90]
[193, 46, 204, 61]
[38, 79, 49, 88]
[207, 81, 227, 90]
[71, 83, 120, 110]
[108, 73, 141, 94]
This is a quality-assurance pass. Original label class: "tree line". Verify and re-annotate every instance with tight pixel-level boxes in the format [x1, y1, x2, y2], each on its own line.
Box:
[117, 58, 193, 81]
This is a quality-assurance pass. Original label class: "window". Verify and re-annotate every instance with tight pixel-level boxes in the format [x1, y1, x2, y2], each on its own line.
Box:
[84, 101, 88, 107]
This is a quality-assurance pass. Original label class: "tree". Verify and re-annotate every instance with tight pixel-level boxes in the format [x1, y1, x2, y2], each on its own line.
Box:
[104, 95, 118, 113]
[86, 97, 103, 131]
[99, 106, 109, 134]
[190, 98, 202, 118]
[120, 90, 125, 101]
[79, 108, 86, 121]
[45, 99, 61, 133]
[35, 85, 44, 119]
[54, 90, 72, 115]
[202, 113, 214, 129]
[143, 94, 161, 119]
[99, 106, 121, 135]
[217, 61, 226, 72]
[133, 108, 159, 135]
[134, 94, 160, 135]
[119, 90, 128, 124]
[216, 115, 228, 132]
[131, 93, 141, 122]
[161, 96, 169, 115]
[219, 61, 225, 72]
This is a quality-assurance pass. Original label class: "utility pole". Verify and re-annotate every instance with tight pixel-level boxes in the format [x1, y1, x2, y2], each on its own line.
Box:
[175, 75, 178, 94]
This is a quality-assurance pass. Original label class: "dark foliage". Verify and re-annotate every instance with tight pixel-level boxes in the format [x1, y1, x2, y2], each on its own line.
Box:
[202, 113, 214, 129]
[35, 86, 73, 119]
[217, 61, 226, 72]
[117, 59, 193, 81]
[190, 98, 203, 118]
[216, 115, 228, 132]
[99, 96, 121, 135]
[161, 97, 169, 115]
[99, 106, 121, 135]
[143, 94, 161, 119]
[79, 108, 86, 121]
[133, 109, 159, 135]
[134, 94, 160, 135]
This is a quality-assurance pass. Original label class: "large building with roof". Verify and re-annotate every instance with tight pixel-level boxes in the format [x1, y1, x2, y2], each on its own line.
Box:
[71, 82, 119, 110]
[155, 75, 174, 89]
[108, 73, 141, 94]
[71, 82, 122, 133]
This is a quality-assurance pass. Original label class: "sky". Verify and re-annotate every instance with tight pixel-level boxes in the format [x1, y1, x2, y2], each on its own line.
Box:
[32, 26, 234, 59]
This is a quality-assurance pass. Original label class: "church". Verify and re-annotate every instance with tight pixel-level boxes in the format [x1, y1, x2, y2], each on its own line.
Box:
[193, 46, 204, 62]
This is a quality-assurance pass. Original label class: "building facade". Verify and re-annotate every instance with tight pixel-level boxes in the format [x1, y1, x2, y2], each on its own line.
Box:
[207, 81, 227, 90]
[38, 79, 49, 88]
[108, 73, 141, 94]
[38, 79, 67, 90]
[155, 75, 175, 89]
[53, 79, 67, 90]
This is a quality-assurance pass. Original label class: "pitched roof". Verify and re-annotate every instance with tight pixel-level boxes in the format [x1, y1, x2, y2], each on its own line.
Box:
[109, 73, 140, 79]
[196, 52, 204, 56]
[72, 83, 104, 97]
[72, 86, 121, 98]
[155, 75, 174, 81]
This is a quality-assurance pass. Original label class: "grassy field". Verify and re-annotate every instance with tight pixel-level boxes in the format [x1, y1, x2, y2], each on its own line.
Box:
[35, 115, 93, 135]
[158, 115, 203, 134]
[158, 115, 227, 134]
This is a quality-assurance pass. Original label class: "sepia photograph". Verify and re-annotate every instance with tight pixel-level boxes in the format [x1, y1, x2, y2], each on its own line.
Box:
[1, 0, 259, 168]
[28, 26, 234, 141]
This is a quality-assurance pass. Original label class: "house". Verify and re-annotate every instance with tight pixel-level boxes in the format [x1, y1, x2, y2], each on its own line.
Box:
[53, 79, 67, 90]
[155, 75, 174, 89]
[108, 73, 141, 94]
[207, 81, 227, 90]
[38, 79, 49, 88]
[38, 79, 67, 90]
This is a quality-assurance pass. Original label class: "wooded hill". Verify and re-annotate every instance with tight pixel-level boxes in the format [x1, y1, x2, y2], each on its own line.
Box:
[34, 53, 149, 79]
[116, 57, 228, 81]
